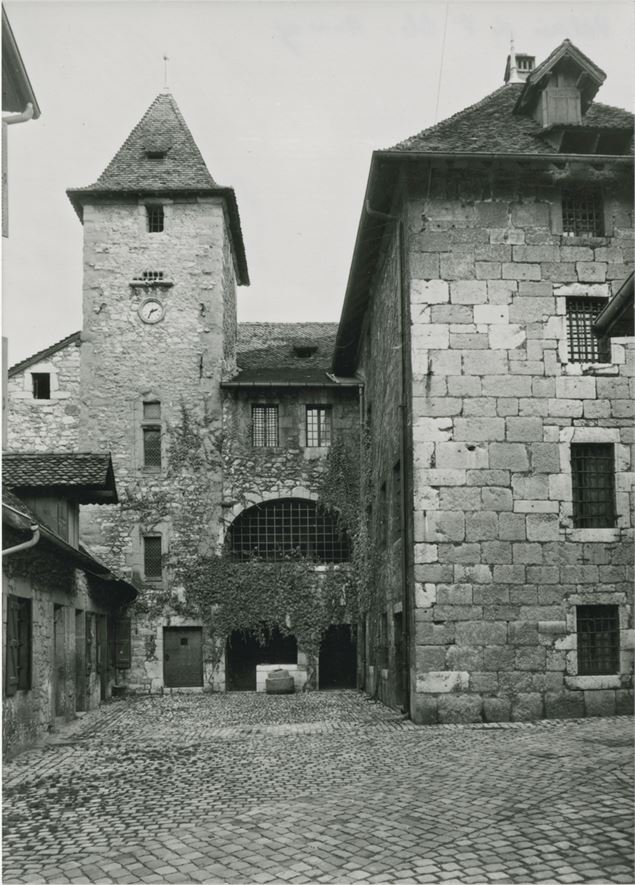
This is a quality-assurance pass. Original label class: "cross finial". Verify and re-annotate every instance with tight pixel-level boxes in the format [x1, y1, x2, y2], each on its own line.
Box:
[508, 33, 520, 83]
[162, 53, 170, 92]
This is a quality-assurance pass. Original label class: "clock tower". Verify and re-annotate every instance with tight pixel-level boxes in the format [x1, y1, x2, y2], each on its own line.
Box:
[67, 93, 249, 690]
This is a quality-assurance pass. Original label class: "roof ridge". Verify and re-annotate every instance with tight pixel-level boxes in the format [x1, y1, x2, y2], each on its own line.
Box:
[8, 331, 81, 377]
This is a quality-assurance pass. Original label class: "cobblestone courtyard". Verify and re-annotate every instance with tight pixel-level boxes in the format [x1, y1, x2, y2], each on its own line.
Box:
[2, 692, 633, 884]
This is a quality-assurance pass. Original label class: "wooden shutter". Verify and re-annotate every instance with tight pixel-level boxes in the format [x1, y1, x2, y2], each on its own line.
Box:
[6, 597, 19, 696]
[17, 599, 31, 690]
[115, 618, 132, 669]
[85, 613, 93, 675]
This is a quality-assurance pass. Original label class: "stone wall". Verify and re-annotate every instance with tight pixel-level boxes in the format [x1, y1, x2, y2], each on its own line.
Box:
[6, 337, 80, 452]
[403, 160, 634, 723]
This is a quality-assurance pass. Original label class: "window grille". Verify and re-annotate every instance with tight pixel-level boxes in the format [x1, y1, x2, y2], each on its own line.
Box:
[576, 605, 619, 675]
[5, 596, 31, 695]
[306, 406, 332, 447]
[392, 461, 402, 542]
[32, 373, 50, 400]
[146, 205, 164, 233]
[135, 271, 165, 282]
[143, 536, 163, 580]
[227, 498, 350, 563]
[566, 298, 611, 363]
[143, 401, 161, 420]
[252, 405, 279, 447]
[571, 443, 615, 528]
[562, 187, 603, 237]
[143, 426, 162, 468]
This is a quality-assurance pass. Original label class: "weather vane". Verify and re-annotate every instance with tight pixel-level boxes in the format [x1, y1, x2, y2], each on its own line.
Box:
[163, 53, 170, 92]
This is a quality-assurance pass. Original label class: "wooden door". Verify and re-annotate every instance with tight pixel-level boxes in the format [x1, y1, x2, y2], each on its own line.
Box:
[53, 605, 65, 716]
[95, 614, 108, 700]
[164, 628, 203, 688]
[75, 610, 86, 712]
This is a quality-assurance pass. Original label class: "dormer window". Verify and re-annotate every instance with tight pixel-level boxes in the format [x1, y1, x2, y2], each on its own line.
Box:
[293, 344, 318, 358]
[145, 149, 167, 160]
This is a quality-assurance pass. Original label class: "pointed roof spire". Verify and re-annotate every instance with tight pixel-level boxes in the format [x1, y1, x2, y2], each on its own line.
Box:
[66, 92, 249, 284]
[507, 36, 521, 84]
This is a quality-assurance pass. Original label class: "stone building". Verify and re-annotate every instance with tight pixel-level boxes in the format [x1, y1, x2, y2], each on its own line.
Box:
[334, 39, 634, 721]
[5, 39, 634, 721]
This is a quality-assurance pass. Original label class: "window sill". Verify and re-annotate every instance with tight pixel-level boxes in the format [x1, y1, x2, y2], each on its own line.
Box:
[144, 577, 164, 585]
[142, 467, 162, 474]
[560, 235, 609, 247]
[564, 675, 621, 690]
[561, 362, 620, 376]
[565, 528, 620, 543]
[129, 280, 174, 289]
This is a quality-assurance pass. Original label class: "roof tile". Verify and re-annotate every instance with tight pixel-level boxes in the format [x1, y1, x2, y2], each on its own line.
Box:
[3, 452, 117, 500]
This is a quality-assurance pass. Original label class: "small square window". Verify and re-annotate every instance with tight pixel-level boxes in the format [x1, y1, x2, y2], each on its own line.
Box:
[32, 373, 50, 400]
[571, 443, 616, 528]
[143, 426, 162, 468]
[562, 187, 603, 237]
[146, 205, 164, 233]
[576, 605, 619, 675]
[566, 298, 611, 363]
[143, 536, 163, 580]
[252, 405, 278, 447]
[143, 401, 161, 420]
[306, 406, 332, 447]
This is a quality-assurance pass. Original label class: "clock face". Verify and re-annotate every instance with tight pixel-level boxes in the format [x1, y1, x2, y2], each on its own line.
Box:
[139, 298, 165, 324]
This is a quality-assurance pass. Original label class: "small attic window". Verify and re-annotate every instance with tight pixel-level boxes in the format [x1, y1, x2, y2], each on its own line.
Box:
[293, 344, 318, 358]
[32, 373, 50, 400]
[135, 271, 165, 282]
[145, 149, 167, 160]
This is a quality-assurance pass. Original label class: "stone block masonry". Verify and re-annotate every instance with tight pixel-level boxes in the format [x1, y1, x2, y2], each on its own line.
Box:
[405, 162, 634, 724]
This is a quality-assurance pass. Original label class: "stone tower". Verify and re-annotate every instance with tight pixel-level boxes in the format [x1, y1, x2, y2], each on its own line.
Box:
[67, 93, 248, 689]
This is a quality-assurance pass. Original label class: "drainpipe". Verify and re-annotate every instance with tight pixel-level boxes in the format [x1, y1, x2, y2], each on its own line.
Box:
[2, 503, 40, 557]
[3, 103, 35, 126]
[363, 200, 412, 717]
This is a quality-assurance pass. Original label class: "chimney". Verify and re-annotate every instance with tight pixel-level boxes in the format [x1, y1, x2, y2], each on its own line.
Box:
[504, 41, 535, 84]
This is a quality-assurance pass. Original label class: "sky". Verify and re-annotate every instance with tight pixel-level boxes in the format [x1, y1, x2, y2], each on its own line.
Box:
[2, 0, 633, 366]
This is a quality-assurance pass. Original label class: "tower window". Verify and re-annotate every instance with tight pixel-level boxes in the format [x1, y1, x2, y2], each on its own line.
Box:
[252, 405, 279, 447]
[576, 605, 619, 675]
[136, 271, 165, 282]
[306, 406, 331, 447]
[566, 298, 611, 363]
[146, 205, 164, 233]
[143, 535, 163, 580]
[562, 187, 603, 237]
[32, 373, 51, 400]
[570, 443, 615, 528]
[143, 427, 162, 468]
[143, 401, 161, 420]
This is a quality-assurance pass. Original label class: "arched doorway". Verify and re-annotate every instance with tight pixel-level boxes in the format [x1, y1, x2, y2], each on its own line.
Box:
[226, 628, 297, 691]
[319, 624, 357, 689]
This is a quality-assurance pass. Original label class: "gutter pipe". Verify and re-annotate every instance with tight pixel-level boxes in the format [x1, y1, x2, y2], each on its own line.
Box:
[2, 502, 40, 557]
[2, 103, 35, 127]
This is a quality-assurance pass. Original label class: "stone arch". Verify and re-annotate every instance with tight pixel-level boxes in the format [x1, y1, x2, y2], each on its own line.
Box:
[224, 496, 350, 563]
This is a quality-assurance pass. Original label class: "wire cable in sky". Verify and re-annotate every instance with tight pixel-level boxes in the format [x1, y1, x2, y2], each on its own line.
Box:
[434, 3, 450, 124]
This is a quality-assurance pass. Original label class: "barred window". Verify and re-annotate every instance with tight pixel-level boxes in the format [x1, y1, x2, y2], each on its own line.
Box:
[576, 605, 619, 675]
[143, 427, 162, 468]
[143, 536, 163, 580]
[136, 271, 164, 282]
[562, 187, 603, 237]
[146, 205, 164, 233]
[306, 406, 332, 447]
[566, 298, 611, 363]
[32, 373, 50, 400]
[571, 443, 616, 528]
[252, 405, 278, 447]
[143, 401, 161, 420]
[227, 498, 350, 562]
[5, 596, 31, 695]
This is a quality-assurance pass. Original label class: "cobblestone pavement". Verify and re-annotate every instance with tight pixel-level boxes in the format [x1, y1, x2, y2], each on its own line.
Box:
[3, 692, 633, 884]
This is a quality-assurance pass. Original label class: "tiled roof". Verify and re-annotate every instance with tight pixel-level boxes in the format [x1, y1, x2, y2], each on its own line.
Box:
[75, 93, 216, 192]
[389, 85, 633, 155]
[8, 331, 80, 377]
[229, 322, 345, 385]
[3, 452, 117, 502]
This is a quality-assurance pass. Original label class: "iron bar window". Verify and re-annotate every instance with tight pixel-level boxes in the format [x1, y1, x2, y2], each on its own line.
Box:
[566, 298, 611, 363]
[143, 401, 161, 420]
[143, 536, 163, 580]
[143, 427, 162, 468]
[576, 605, 619, 675]
[571, 443, 616, 528]
[227, 498, 350, 563]
[562, 187, 603, 237]
[32, 373, 50, 400]
[306, 406, 332, 447]
[135, 271, 165, 282]
[252, 405, 279, 447]
[146, 205, 164, 233]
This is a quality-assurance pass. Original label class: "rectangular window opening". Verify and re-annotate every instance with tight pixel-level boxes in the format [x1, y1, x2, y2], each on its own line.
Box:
[143, 536, 163, 580]
[146, 205, 164, 233]
[566, 297, 611, 363]
[6, 595, 32, 695]
[571, 443, 616, 528]
[143, 401, 161, 420]
[143, 426, 162, 468]
[252, 405, 279, 447]
[576, 605, 619, 675]
[306, 406, 332, 447]
[561, 187, 603, 237]
[136, 271, 165, 282]
[32, 373, 51, 400]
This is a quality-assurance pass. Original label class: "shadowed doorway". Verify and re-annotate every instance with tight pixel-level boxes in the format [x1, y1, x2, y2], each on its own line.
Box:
[319, 624, 357, 689]
[226, 628, 297, 691]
